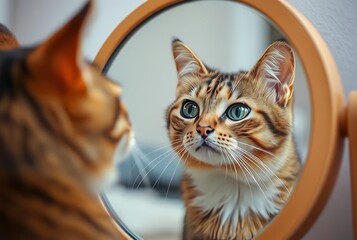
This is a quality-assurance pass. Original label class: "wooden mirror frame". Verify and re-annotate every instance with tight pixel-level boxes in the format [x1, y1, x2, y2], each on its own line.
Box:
[94, 0, 357, 239]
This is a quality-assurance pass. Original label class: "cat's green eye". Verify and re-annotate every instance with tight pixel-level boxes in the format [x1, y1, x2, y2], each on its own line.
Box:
[226, 103, 251, 121]
[181, 100, 199, 119]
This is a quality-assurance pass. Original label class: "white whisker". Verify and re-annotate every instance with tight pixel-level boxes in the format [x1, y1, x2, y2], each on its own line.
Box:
[236, 140, 280, 162]
[133, 144, 183, 188]
[236, 146, 290, 195]
[229, 150, 270, 203]
[165, 148, 187, 198]
[224, 149, 253, 201]
[151, 146, 185, 190]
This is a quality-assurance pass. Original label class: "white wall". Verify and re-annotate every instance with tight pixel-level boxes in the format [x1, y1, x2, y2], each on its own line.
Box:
[9, 0, 145, 61]
[10, 0, 84, 46]
[0, 0, 355, 239]
[0, 0, 12, 27]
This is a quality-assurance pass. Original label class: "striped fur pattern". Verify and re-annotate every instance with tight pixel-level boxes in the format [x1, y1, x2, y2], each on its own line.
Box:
[166, 40, 300, 240]
[0, 2, 132, 239]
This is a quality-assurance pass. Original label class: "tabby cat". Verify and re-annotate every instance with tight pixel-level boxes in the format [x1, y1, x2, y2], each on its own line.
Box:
[166, 40, 300, 240]
[0, 2, 132, 240]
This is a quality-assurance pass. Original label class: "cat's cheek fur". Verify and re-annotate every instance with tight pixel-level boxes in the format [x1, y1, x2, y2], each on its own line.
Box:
[104, 127, 134, 188]
[86, 128, 133, 193]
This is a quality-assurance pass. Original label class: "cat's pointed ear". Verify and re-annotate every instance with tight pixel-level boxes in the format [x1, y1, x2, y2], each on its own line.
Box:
[172, 40, 208, 79]
[249, 41, 295, 107]
[26, 1, 93, 95]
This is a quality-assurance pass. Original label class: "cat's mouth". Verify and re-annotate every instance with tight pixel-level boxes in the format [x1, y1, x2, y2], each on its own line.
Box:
[195, 142, 220, 154]
[188, 140, 222, 166]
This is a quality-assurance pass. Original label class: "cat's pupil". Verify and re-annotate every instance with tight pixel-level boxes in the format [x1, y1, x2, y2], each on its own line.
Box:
[187, 105, 195, 115]
[235, 107, 243, 117]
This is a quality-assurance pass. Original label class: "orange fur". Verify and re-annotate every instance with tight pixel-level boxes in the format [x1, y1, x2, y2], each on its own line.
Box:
[0, 2, 131, 239]
[167, 40, 300, 239]
[0, 25, 19, 50]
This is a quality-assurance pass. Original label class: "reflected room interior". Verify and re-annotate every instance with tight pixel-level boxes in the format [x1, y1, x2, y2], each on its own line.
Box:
[102, 1, 311, 239]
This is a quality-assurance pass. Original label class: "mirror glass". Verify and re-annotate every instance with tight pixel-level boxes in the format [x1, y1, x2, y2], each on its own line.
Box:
[102, 1, 311, 239]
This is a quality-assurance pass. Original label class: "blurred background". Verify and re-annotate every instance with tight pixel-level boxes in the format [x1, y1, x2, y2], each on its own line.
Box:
[0, 0, 355, 240]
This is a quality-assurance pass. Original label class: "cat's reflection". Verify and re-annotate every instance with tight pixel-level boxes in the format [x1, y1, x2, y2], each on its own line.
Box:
[166, 40, 300, 240]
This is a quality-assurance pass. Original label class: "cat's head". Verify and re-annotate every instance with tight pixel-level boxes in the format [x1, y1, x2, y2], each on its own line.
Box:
[0, 2, 132, 188]
[166, 40, 295, 181]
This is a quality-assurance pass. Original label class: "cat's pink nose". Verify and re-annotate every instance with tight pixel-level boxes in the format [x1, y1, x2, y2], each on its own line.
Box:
[196, 125, 214, 139]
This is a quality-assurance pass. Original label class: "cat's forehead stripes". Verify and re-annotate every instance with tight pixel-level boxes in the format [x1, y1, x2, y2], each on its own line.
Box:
[186, 72, 248, 117]
[193, 74, 238, 102]
[211, 74, 236, 98]
[185, 74, 240, 116]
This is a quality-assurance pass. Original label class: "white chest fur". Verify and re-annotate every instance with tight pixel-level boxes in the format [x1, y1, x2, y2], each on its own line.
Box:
[186, 168, 282, 228]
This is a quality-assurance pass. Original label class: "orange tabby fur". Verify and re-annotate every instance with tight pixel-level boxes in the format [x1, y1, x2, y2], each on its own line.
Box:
[0, 2, 131, 239]
[167, 40, 300, 240]
[0, 25, 19, 50]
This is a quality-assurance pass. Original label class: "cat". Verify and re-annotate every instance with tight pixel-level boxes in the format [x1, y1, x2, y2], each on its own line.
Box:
[166, 40, 300, 240]
[0, 2, 132, 240]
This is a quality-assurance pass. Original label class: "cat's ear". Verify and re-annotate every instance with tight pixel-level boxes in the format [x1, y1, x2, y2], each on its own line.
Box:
[249, 41, 295, 107]
[26, 1, 93, 95]
[172, 40, 208, 79]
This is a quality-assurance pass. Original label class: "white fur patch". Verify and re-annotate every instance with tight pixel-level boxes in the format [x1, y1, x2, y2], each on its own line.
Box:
[187, 168, 282, 228]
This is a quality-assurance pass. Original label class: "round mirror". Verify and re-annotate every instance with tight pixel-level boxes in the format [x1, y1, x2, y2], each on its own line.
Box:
[95, 0, 344, 239]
